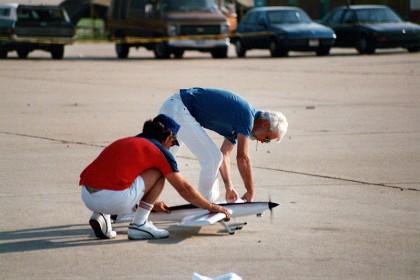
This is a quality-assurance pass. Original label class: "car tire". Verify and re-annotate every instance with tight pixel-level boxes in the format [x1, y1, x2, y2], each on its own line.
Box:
[51, 45, 64, 59]
[269, 39, 288, 57]
[154, 42, 171, 59]
[316, 47, 330, 56]
[407, 46, 420, 53]
[17, 48, 29, 59]
[235, 39, 246, 57]
[211, 46, 228, 58]
[116, 43, 129, 59]
[172, 49, 184, 58]
[356, 36, 375, 54]
[0, 47, 7, 59]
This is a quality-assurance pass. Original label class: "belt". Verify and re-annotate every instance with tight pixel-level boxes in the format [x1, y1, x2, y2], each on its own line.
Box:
[85, 186, 102, 194]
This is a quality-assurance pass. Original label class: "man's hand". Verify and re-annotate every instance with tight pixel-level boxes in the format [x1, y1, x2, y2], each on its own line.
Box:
[210, 204, 231, 220]
[225, 188, 239, 202]
[241, 191, 254, 202]
[153, 201, 171, 213]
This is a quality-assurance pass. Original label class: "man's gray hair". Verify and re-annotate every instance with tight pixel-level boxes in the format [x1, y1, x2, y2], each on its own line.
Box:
[259, 111, 288, 143]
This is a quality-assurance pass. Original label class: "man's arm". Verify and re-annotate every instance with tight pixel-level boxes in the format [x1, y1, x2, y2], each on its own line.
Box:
[165, 172, 231, 218]
[219, 139, 239, 202]
[236, 133, 254, 202]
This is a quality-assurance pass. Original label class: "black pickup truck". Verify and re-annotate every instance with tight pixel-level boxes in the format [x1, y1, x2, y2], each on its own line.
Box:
[0, 3, 75, 59]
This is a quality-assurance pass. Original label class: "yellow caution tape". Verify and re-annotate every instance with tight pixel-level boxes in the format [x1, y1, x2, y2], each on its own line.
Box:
[0, 31, 274, 45]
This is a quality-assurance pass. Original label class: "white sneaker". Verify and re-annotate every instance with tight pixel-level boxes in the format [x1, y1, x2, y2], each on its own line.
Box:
[89, 213, 117, 239]
[128, 221, 169, 240]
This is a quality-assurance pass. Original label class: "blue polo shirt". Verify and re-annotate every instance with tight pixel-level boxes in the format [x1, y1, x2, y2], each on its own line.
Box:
[180, 88, 258, 144]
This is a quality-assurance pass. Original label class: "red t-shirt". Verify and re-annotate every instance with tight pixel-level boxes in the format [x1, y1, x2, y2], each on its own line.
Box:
[79, 137, 178, 191]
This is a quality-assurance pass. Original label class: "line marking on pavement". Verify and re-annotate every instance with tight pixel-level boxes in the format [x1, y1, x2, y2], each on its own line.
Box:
[1, 131, 418, 192]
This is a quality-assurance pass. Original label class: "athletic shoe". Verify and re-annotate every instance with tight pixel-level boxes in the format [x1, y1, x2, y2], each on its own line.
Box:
[128, 221, 169, 240]
[89, 212, 117, 239]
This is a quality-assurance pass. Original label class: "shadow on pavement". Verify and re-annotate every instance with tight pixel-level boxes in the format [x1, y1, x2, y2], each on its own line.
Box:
[0, 223, 228, 253]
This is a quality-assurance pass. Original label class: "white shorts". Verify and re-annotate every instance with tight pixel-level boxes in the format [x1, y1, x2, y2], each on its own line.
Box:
[81, 175, 145, 215]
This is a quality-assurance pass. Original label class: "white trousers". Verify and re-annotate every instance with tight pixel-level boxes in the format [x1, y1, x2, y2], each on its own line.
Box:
[81, 175, 145, 215]
[159, 93, 222, 202]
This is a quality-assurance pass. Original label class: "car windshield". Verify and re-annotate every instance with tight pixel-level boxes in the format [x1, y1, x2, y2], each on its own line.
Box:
[17, 7, 65, 22]
[267, 10, 312, 24]
[355, 8, 402, 23]
[162, 0, 218, 12]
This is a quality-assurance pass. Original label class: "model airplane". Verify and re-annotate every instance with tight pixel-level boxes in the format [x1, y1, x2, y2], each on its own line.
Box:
[113, 200, 279, 235]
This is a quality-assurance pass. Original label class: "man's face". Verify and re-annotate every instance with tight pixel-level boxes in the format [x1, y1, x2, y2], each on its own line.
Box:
[251, 119, 279, 143]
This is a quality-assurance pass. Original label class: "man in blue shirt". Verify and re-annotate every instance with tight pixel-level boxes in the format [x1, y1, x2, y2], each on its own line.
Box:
[159, 88, 288, 203]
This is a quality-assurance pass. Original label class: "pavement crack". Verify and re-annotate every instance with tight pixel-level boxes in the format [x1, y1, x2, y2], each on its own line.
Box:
[2, 131, 418, 193]
[0, 131, 105, 148]
[255, 166, 419, 192]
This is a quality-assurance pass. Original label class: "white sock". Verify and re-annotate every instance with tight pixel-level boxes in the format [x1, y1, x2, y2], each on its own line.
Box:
[133, 201, 154, 225]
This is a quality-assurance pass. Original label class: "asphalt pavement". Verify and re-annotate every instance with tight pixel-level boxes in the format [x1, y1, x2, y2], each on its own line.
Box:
[0, 44, 419, 279]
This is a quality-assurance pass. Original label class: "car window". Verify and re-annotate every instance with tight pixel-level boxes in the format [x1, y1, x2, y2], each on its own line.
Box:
[244, 11, 258, 25]
[130, 0, 146, 9]
[0, 8, 11, 17]
[325, 9, 345, 25]
[256, 11, 266, 25]
[17, 8, 65, 22]
[162, 0, 218, 12]
[342, 10, 356, 24]
[267, 9, 311, 24]
[355, 8, 402, 23]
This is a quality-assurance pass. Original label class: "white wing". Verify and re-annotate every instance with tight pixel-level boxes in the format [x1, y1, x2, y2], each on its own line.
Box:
[178, 210, 232, 227]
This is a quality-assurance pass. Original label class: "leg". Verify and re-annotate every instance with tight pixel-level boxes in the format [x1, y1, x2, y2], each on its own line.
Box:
[178, 122, 223, 202]
[128, 169, 169, 240]
[141, 168, 166, 204]
[133, 169, 165, 225]
[160, 95, 222, 201]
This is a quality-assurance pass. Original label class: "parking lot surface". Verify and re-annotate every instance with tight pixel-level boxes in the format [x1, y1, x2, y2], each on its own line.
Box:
[0, 44, 419, 279]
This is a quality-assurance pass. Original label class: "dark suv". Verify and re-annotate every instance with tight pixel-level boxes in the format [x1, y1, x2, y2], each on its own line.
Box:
[106, 0, 230, 59]
[0, 3, 75, 59]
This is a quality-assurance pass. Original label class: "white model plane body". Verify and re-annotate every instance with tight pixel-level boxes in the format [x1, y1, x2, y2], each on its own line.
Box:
[149, 201, 279, 234]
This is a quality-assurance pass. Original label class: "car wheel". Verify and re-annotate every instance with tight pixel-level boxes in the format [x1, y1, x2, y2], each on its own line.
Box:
[235, 39, 246, 57]
[407, 46, 420, 53]
[211, 46, 228, 58]
[269, 39, 288, 57]
[316, 47, 330, 56]
[17, 48, 29, 59]
[154, 42, 171, 59]
[0, 47, 7, 59]
[51, 45, 64, 59]
[356, 37, 375, 54]
[172, 49, 184, 58]
[116, 43, 129, 59]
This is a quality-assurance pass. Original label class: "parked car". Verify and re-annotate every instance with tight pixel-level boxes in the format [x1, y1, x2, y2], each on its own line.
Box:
[234, 7, 336, 57]
[0, 3, 75, 59]
[106, 0, 230, 59]
[321, 5, 420, 54]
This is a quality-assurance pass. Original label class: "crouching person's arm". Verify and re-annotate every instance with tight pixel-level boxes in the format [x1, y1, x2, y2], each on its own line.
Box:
[166, 172, 231, 219]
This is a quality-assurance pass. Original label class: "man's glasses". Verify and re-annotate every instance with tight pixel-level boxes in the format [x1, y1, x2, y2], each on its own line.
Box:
[251, 133, 271, 143]
[262, 136, 271, 143]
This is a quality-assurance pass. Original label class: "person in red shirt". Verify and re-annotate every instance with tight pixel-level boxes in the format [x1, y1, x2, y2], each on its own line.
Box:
[80, 114, 230, 240]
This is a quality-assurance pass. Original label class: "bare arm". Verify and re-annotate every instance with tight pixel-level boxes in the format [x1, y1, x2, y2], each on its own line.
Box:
[165, 172, 230, 218]
[236, 133, 254, 201]
[219, 138, 239, 202]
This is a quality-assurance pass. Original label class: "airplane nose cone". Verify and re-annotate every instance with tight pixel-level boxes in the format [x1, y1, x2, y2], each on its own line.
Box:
[269, 202, 279, 209]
